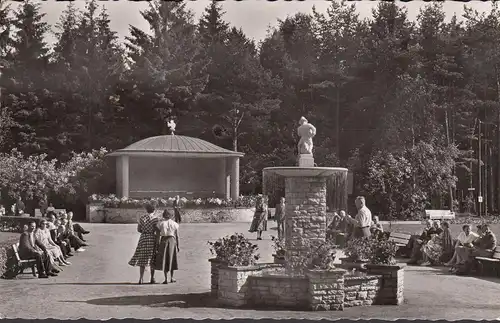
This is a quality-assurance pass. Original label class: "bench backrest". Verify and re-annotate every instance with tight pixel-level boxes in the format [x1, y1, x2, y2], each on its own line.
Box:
[12, 243, 21, 262]
[493, 246, 500, 259]
[388, 232, 412, 246]
[424, 209, 455, 220]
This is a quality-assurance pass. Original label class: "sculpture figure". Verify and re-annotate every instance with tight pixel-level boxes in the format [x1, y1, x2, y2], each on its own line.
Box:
[167, 119, 176, 135]
[297, 117, 316, 155]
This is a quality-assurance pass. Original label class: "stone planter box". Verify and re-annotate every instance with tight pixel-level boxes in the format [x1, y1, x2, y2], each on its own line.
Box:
[273, 254, 285, 265]
[86, 203, 254, 223]
[305, 268, 347, 311]
[217, 265, 264, 307]
[343, 273, 382, 307]
[365, 263, 405, 305]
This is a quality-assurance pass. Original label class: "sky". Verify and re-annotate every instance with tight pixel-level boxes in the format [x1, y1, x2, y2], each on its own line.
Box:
[13, 0, 498, 45]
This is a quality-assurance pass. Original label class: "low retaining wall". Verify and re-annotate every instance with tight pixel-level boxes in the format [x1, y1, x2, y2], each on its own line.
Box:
[87, 204, 254, 223]
[210, 259, 405, 311]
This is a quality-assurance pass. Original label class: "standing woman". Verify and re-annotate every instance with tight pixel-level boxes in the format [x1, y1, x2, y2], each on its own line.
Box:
[155, 209, 180, 284]
[173, 195, 182, 223]
[249, 195, 268, 240]
[128, 202, 159, 284]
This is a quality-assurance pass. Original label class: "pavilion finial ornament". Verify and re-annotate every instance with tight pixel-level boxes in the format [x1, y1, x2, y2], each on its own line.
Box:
[167, 119, 176, 135]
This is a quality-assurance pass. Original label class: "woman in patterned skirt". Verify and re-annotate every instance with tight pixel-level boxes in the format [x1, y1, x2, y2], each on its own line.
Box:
[248, 195, 268, 240]
[129, 202, 159, 284]
[155, 209, 180, 284]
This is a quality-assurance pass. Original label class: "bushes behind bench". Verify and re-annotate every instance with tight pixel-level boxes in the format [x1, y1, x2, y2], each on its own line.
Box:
[0, 216, 43, 232]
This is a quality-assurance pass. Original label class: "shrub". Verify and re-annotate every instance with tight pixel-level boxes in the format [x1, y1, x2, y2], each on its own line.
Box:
[345, 237, 372, 262]
[307, 241, 338, 270]
[369, 238, 398, 265]
[271, 235, 285, 257]
[208, 233, 260, 266]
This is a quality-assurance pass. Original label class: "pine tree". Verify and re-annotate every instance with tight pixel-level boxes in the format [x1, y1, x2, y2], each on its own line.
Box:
[120, 0, 209, 140]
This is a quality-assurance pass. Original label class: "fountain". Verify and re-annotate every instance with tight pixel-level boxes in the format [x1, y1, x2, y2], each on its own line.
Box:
[210, 116, 405, 311]
[262, 116, 348, 276]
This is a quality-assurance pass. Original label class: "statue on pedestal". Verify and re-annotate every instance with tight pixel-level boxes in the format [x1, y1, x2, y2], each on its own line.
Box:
[297, 117, 316, 155]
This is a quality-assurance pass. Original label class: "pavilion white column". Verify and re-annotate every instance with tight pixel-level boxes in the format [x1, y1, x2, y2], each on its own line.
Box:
[224, 158, 231, 200]
[230, 156, 240, 200]
[116, 156, 130, 198]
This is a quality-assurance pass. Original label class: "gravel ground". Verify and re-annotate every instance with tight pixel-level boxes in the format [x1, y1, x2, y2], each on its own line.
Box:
[1, 222, 500, 320]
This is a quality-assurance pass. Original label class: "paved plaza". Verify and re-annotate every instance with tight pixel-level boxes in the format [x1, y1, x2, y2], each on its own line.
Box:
[1, 221, 500, 320]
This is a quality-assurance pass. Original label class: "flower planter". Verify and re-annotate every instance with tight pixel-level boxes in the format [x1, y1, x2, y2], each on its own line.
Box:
[272, 254, 285, 265]
[87, 204, 254, 223]
[365, 263, 405, 305]
[305, 268, 347, 311]
[217, 264, 263, 307]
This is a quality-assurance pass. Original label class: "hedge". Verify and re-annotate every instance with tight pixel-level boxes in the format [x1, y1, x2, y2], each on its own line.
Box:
[0, 216, 43, 233]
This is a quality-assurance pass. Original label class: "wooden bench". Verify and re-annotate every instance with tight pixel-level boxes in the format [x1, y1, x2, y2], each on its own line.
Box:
[424, 209, 455, 221]
[475, 246, 500, 277]
[12, 243, 37, 277]
[388, 232, 412, 257]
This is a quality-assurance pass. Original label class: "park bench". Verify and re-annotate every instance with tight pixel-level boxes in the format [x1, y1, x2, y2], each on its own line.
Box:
[475, 246, 500, 277]
[424, 209, 455, 221]
[388, 232, 412, 257]
[12, 243, 37, 278]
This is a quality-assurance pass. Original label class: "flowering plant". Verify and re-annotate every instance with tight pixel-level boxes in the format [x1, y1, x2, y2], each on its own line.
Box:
[89, 194, 257, 209]
[369, 238, 397, 265]
[207, 233, 260, 266]
[271, 235, 285, 257]
[345, 237, 372, 262]
[307, 241, 338, 270]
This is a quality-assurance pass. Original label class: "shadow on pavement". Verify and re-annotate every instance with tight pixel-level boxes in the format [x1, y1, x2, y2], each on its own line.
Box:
[65, 292, 309, 311]
[40, 282, 137, 286]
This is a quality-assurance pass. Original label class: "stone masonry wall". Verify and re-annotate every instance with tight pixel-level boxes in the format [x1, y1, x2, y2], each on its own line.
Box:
[343, 274, 382, 307]
[366, 264, 405, 305]
[217, 266, 261, 307]
[209, 259, 224, 297]
[306, 269, 346, 311]
[247, 275, 309, 309]
[285, 177, 327, 275]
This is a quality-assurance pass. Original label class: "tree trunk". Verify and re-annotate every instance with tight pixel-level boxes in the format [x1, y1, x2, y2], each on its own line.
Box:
[445, 109, 454, 210]
[497, 65, 500, 214]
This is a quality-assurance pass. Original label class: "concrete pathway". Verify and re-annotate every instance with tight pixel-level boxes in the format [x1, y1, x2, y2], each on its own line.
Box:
[1, 222, 500, 320]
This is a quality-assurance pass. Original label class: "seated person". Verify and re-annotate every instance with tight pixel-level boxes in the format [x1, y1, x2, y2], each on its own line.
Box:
[472, 224, 497, 258]
[46, 213, 57, 230]
[370, 216, 384, 238]
[50, 218, 73, 258]
[19, 221, 58, 278]
[67, 212, 90, 241]
[421, 221, 454, 266]
[446, 224, 478, 270]
[326, 211, 341, 239]
[408, 220, 437, 264]
[46, 203, 56, 217]
[35, 220, 71, 268]
[60, 218, 87, 252]
[0, 204, 5, 216]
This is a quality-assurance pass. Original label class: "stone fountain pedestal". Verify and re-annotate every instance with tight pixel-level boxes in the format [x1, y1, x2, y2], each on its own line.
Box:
[263, 166, 348, 276]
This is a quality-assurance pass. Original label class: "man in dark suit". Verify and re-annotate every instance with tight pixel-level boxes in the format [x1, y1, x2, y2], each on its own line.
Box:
[18, 221, 58, 278]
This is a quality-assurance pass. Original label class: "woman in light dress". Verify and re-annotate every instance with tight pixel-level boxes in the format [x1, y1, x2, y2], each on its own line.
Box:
[445, 224, 479, 271]
[421, 221, 454, 266]
[249, 195, 268, 240]
[155, 209, 180, 284]
[35, 219, 71, 268]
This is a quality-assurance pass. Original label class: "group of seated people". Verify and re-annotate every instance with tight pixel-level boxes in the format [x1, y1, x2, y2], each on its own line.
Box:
[407, 220, 497, 274]
[326, 210, 385, 244]
[17, 210, 90, 279]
